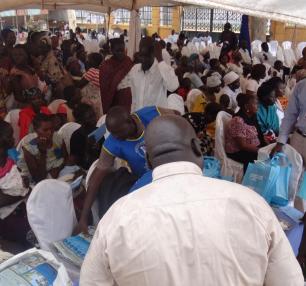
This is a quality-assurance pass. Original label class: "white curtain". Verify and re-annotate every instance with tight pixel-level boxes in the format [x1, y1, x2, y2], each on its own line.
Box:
[127, 10, 141, 60]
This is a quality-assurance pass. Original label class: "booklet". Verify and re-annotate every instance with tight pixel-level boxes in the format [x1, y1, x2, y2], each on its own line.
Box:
[272, 206, 303, 231]
[52, 227, 95, 268]
[0, 253, 59, 286]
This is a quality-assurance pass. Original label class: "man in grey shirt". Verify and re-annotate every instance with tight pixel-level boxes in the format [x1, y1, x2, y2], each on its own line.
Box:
[272, 78, 306, 210]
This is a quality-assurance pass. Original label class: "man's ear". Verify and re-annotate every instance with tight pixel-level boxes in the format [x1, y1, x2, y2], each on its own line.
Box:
[146, 152, 153, 170]
[191, 138, 202, 157]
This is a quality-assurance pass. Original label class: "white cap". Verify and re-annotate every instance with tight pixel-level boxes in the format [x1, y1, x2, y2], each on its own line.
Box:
[223, 71, 240, 86]
[207, 75, 222, 88]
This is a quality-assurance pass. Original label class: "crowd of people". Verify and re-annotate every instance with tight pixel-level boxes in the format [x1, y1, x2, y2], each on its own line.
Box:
[1, 22, 306, 284]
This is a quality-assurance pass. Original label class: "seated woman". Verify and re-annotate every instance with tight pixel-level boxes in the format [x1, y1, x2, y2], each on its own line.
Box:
[257, 80, 279, 143]
[225, 94, 264, 172]
[0, 120, 30, 244]
[18, 113, 67, 184]
[70, 103, 104, 170]
[10, 45, 46, 104]
[19, 87, 51, 140]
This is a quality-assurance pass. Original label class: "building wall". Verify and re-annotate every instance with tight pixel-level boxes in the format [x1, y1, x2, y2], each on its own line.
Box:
[109, 7, 181, 38]
[271, 21, 306, 43]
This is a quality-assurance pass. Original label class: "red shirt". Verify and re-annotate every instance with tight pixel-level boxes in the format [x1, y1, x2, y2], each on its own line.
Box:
[19, 106, 51, 140]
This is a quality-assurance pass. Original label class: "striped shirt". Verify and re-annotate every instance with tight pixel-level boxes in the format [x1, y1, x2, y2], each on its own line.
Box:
[84, 68, 100, 88]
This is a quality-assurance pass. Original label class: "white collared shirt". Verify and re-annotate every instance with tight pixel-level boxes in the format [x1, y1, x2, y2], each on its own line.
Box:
[162, 49, 172, 66]
[80, 161, 303, 286]
[128, 59, 179, 111]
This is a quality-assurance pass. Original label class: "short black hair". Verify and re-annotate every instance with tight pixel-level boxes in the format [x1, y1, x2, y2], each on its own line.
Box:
[257, 80, 276, 100]
[1, 28, 14, 40]
[32, 113, 52, 130]
[110, 38, 124, 50]
[237, 93, 255, 109]
[73, 103, 94, 124]
[251, 64, 266, 79]
[63, 85, 77, 101]
[88, 53, 103, 68]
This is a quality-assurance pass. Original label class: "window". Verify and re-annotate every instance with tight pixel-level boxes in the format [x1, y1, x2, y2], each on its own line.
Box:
[160, 7, 173, 26]
[75, 10, 105, 24]
[114, 9, 130, 24]
[139, 6, 152, 25]
[182, 7, 242, 33]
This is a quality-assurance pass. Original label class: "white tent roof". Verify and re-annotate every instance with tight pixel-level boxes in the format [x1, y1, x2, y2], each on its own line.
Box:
[177, 0, 306, 26]
[1, 0, 306, 25]
[0, 0, 175, 13]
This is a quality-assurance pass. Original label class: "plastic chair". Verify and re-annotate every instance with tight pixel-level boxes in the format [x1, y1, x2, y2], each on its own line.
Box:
[282, 41, 292, 50]
[283, 48, 297, 69]
[258, 143, 303, 203]
[27, 179, 77, 251]
[167, 93, 185, 115]
[58, 122, 81, 154]
[268, 40, 278, 57]
[85, 160, 100, 226]
[4, 109, 20, 146]
[215, 111, 244, 183]
[297, 42, 306, 58]
[251, 40, 262, 54]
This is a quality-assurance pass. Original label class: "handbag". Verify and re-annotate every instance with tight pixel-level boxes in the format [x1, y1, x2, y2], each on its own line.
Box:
[242, 159, 280, 204]
[203, 156, 221, 178]
[270, 153, 292, 207]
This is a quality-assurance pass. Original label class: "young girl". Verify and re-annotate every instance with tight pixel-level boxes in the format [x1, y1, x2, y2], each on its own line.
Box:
[18, 113, 67, 184]
[0, 120, 30, 243]
[19, 87, 51, 140]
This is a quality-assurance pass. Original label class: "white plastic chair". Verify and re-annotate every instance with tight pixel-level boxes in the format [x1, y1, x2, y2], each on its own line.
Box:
[16, 132, 37, 152]
[27, 179, 77, 251]
[4, 109, 20, 146]
[85, 160, 100, 226]
[276, 46, 285, 62]
[283, 48, 297, 69]
[251, 40, 262, 55]
[58, 122, 81, 154]
[283, 41, 292, 50]
[297, 42, 306, 58]
[268, 40, 278, 57]
[167, 93, 185, 115]
[215, 111, 244, 183]
[258, 143, 303, 203]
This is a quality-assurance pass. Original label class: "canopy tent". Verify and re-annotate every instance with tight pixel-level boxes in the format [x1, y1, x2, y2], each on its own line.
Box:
[177, 0, 306, 26]
[0, 0, 176, 13]
[1, 0, 306, 26]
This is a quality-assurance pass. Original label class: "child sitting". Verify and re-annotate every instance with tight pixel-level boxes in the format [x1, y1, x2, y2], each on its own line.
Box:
[18, 114, 67, 184]
[0, 120, 30, 244]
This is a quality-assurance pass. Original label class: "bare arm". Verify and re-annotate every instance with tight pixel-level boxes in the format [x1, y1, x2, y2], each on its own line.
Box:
[0, 191, 23, 208]
[75, 149, 115, 234]
[74, 77, 89, 89]
[234, 137, 259, 153]
[23, 147, 48, 183]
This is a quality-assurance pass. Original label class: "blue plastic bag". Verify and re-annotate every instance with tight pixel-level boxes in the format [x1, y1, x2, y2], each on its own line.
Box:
[203, 157, 233, 181]
[203, 156, 221, 178]
[297, 172, 306, 200]
[242, 160, 280, 204]
[270, 153, 291, 207]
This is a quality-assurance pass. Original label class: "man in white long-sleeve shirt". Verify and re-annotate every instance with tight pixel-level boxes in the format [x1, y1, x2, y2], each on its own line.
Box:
[81, 115, 303, 286]
[128, 37, 179, 111]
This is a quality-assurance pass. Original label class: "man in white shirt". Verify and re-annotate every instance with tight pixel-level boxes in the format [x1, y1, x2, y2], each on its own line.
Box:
[221, 71, 241, 110]
[80, 115, 303, 286]
[160, 40, 172, 66]
[128, 37, 179, 111]
[258, 42, 275, 66]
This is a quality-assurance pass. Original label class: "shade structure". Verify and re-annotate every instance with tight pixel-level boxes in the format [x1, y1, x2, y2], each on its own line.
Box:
[0, 0, 176, 13]
[177, 0, 306, 26]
